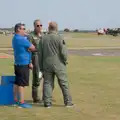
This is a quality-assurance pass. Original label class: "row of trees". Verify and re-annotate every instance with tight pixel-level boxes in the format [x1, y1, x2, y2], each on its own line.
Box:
[63, 28, 96, 33]
[64, 28, 79, 32]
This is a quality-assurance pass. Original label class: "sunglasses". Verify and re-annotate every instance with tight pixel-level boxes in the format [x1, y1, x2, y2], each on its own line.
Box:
[37, 24, 42, 27]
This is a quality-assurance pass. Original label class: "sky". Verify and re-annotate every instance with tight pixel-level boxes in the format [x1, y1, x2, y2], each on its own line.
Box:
[0, 0, 120, 30]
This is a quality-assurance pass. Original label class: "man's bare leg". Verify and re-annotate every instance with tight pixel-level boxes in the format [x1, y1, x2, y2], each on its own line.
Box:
[14, 84, 18, 102]
[18, 86, 24, 103]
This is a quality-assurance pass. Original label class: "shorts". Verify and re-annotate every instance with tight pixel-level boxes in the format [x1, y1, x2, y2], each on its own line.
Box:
[14, 65, 29, 87]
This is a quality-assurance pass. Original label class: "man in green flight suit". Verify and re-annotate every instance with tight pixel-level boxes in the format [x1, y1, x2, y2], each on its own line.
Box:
[38, 21, 73, 108]
[28, 19, 43, 103]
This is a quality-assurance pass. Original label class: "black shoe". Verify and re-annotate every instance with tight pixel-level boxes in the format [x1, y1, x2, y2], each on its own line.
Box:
[44, 103, 52, 108]
[33, 99, 40, 103]
[65, 103, 74, 107]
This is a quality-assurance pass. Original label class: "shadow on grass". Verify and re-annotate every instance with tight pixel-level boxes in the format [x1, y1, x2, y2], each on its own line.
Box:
[25, 100, 65, 108]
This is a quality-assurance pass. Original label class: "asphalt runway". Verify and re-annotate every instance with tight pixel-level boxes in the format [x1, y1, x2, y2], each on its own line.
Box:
[68, 49, 120, 56]
[1, 49, 120, 57]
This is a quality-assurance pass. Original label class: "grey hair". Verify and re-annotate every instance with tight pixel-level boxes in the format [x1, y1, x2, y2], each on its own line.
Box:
[48, 21, 58, 31]
[33, 19, 41, 26]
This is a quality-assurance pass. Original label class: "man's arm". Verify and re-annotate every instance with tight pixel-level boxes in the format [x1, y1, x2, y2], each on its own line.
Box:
[59, 36, 68, 65]
[28, 44, 36, 52]
[27, 34, 36, 52]
[38, 38, 43, 72]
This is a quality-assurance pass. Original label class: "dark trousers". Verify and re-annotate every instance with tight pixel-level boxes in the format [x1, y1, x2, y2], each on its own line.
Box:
[32, 55, 41, 101]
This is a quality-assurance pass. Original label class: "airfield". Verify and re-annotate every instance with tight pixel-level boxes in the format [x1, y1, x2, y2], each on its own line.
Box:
[0, 32, 120, 120]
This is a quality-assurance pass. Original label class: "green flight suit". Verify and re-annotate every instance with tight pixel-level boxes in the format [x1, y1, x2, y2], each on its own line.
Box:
[38, 31, 72, 105]
[29, 31, 42, 101]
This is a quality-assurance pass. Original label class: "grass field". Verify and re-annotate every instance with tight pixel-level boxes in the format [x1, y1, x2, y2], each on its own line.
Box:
[0, 33, 120, 120]
[1, 33, 120, 49]
[0, 35, 12, 48]
[64, 32, 120, 49]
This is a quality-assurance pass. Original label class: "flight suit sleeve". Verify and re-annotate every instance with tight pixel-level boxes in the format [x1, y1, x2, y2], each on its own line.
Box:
[38, 38, 43, 72]
[27, 34, 37, 54]
[28, 34, 38, 52]
[59, 36, 68, 65]
[27, 34, 32, 42]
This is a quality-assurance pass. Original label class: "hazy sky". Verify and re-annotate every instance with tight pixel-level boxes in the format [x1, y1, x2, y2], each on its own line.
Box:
[0, 0, 120, 30]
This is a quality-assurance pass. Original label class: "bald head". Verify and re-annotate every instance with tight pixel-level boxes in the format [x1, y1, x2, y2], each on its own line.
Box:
[48, 22, 58, 32]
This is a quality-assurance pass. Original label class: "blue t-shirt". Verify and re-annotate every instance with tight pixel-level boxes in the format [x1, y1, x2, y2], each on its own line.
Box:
[12, 34, 32, 65]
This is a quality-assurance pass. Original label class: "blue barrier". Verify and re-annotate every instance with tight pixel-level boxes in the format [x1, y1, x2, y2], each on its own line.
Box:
[0, 84, 15, 105]
[0, 76, 15, 105]
[1, 76, 15, 85]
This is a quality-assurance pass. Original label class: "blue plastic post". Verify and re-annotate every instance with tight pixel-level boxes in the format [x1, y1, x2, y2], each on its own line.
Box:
[1, 76, 15, 85]
[0, 84, 15, 105]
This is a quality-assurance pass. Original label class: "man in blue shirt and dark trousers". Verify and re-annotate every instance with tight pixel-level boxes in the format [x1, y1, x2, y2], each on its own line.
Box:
[12, 23, 35, 108]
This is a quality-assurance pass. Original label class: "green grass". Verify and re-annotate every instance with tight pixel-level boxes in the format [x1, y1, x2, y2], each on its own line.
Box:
[0, 33, 120, 120]
[0, 35, 12, 48]
[1, 33, 120, 49]
[0, 56, 120, 120]
[63, 32, 120, 49]
[0, 59, 14, 75]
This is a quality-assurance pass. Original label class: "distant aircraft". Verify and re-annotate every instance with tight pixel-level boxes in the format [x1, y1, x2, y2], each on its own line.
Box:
[106, 28, 120, 36]
[96, 28, 105, 35]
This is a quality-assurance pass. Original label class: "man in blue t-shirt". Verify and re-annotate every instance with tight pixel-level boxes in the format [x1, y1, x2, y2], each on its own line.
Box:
[12, 23, 36, 108]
